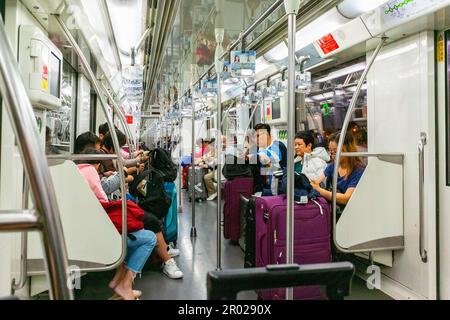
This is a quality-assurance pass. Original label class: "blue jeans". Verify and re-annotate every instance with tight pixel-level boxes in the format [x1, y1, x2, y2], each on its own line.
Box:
[125, 229, 157, 273]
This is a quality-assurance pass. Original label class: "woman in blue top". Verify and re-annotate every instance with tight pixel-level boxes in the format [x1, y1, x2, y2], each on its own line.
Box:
[311, 132, 365, 206]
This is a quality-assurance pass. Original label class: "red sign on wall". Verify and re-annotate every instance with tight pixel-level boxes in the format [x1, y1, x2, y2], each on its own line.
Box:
[126, 115, 133, 124]
[317, 34, 340, 55]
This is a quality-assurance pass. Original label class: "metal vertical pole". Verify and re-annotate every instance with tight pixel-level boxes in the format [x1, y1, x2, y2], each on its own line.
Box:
[284, 0, 301, 301]
[11, 177, 30, 294]
[215, 37, 225, 270]
[215, 1, 224, 271]
[178, 116, 183, 213]
[190, 65, 197, 238]
[216, 74, 222, 270]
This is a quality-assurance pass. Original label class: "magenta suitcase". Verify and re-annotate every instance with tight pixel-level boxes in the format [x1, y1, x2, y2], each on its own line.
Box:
[255, 195, 331, 300]
[223, 178, 254, 242]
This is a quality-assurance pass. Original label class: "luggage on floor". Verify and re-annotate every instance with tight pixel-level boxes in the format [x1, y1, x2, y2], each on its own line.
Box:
[182, 166, 189, 189]
[163, 182, 178, 245]
[223, 177, 254, 242]
[255, 195, 331, 300]
[239, 195, 249, 251]
[242, 195, 257, 268]
[187, 166, 208, 201]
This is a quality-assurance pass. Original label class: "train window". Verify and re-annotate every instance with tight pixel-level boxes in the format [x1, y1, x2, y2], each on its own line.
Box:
[305, 58, 368, 150]
[45, 59, 77, 155]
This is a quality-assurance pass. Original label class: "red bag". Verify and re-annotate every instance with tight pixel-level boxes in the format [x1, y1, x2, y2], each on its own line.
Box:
[101, 200, 144, 233]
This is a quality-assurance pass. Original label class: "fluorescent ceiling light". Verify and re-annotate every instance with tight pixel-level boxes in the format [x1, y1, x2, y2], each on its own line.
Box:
[107, 0, 144, 66]
[337, 0, 389, 19]
[265, 7, 349, 62]
[78, 0, 117, 74]
[264, 42, 288, 62]
[255, 57, 272, 74]
[294, 7, 349, 51]
[264, 1, 389, 62]
[315, 62, 366, 83]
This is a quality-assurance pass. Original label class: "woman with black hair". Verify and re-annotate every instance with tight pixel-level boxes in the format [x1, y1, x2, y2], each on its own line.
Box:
[311, 132, 365, 206]
[76, 149, 156, 300]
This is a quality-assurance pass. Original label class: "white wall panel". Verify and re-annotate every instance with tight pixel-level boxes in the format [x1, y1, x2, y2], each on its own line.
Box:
[367, 31, 437, 299]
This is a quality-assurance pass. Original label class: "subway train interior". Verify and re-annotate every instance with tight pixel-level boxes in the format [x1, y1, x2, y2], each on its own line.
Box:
[1, 0, 450, 302]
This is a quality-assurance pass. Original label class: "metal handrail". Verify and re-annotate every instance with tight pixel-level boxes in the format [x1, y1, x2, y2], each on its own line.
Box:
[99, 82, 136, 154]
[190, 65, 197, 238]
[169, 0, 284, 111]
[47, 154, 118, 161]
[11, 179, 30, 294]
[332, 36, 387, 254]
[285, 3, 298, 300]
[0, 15, 73, 299]
[99, 0, 122, 72]
[418, 132, 428, 263]
[0, 210, 38, 232]
[55, 15, 128, 273]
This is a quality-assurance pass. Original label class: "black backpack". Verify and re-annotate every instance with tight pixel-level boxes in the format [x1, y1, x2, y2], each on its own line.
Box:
[222, 155, 254, 180]
[149, 148, 177, 182]
[129, 168, 172, 220]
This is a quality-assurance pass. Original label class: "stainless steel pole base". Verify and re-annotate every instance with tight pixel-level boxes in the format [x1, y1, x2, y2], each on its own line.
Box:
[190, 227, 198, 238]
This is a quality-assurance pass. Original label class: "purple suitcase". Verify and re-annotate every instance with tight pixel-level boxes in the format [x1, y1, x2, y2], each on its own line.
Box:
[255, 195, 331, 300]
[223, 178, 254, 242]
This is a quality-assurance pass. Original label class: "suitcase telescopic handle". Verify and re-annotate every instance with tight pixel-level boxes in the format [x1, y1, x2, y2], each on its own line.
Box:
[207, 262, 355, 300]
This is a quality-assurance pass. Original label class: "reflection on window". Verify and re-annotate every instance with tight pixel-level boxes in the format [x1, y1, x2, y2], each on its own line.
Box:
[46, 60, 76, 154]
[303, 59, 368, 154]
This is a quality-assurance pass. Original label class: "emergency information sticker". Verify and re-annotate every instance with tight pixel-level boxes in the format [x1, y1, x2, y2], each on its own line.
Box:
[317, 34, 340, 55]
[438, 34, 444, 62]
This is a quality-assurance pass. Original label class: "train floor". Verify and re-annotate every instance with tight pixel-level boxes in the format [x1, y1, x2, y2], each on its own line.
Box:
[38, 190, 391, 300]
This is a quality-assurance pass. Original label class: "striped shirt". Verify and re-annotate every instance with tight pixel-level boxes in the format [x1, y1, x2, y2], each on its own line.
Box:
[258, 140, 287, 176]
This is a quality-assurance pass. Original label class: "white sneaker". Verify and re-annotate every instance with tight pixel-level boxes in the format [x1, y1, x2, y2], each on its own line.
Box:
[163, 258, 184, 279]
[167, 246, 180, 258]
[195, 185, 203, 192]
[207, 193, 217, 201]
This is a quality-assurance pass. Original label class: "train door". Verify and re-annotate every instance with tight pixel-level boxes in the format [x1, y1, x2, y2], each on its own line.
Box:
[437, 30, 450, 300]
[361, 31, 438, 299]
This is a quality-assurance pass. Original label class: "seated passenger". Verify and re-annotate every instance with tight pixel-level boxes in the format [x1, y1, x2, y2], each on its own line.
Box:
[201, 139, 219, 201]
[100, 130, 146, 176]
[75, 131, 129, 195]
[78, 149, 184, 280]
[76, 149, 156, 300]
[249, 123, 287, 196]
[74, 131, 101, 154]
[295, 131, 330, 182]
[327, 132, 339, 163]
[311, 132, 365, 206]
[194, 138, 208, 165]
[98, 122, 118, 142]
